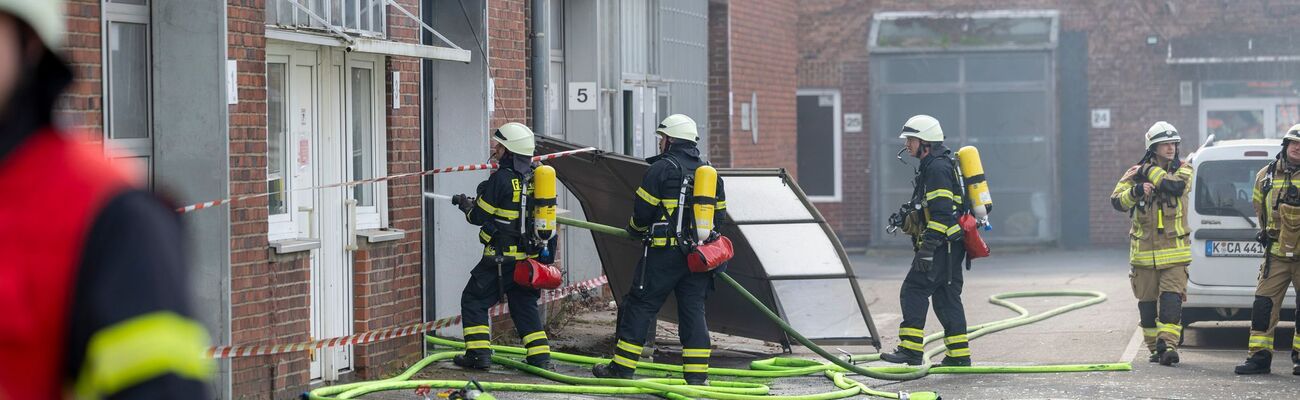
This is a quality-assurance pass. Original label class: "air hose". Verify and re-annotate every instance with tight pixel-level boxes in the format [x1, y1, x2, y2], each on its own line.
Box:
[304, 216, 1128, 399]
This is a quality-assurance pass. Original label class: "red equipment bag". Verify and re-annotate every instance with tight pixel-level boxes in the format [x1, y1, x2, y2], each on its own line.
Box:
[958, 214, 990, 259]
[514, 259, 563, 289]
[687, 234, 735, 273]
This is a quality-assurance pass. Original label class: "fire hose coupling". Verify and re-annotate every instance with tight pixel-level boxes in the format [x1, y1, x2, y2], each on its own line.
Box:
[899, 391, 941, 400]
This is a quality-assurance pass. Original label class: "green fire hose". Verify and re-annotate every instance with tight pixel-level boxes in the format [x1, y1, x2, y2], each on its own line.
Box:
[304, 216, 1129, 399]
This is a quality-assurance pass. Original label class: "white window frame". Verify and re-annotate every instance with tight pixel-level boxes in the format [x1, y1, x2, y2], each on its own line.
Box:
[796, 89, 843, 202]
[345, 54, 388, 230]
[266, 54, 297, 241]
[102, 1, 153, 187]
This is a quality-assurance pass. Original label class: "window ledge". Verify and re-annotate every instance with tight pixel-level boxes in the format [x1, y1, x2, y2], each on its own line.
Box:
[270, 238, 321, 254]
[358, 228, 406, 243]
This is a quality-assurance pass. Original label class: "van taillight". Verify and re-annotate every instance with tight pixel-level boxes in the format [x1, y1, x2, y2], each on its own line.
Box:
[1245, 151, 1269, 157]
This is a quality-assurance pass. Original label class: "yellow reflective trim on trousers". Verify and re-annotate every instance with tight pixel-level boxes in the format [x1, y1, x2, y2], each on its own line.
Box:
[926, 189, 956, 202]
[464, 325, 491, 335]
[899, 327, 924, 338]
[1142, 327, 1158, 337]
[75, 312, 213, 398]
[1248, 335, 1273, 349]
[526, 345, 551, 356]
[943, 334, 969, 345]
[617, 340, 644, 354]
[523, 331, 548, 343]
[477, 198, 519, 219]
[636, 187, 661, 206]
[613, 355, 639, 368]
[1158, 323, 1181, 336]
[946, 348, 971, 357]
[1293, 335, 1299, 349]
[899, 341, 925, 351]
[682, 348, 712, 358]
[466, 340, 492, 349]
[683, 364, 709, 373]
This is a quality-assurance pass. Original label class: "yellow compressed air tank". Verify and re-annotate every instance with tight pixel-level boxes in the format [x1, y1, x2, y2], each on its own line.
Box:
[956, 146, 992, 221]
[693, 166, 718, 241]
[532, 165, 557, 241]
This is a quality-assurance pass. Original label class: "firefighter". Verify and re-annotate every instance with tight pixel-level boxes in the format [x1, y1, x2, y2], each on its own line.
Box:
[1234, 124, 1300, 375]
[0, 1, 213, 398]
[1110, 121, 1193, 366]
[879, 115, 971, 367]
[450, 123, 557, 371]
[591, 114, 726, 385]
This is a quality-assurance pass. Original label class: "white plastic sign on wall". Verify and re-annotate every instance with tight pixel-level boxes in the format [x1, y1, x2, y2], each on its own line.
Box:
[1091, 109, 1111, 129]
[568, 82, 597, 111]
[227, 60, 238, 105]
[844, 113, 863, 133]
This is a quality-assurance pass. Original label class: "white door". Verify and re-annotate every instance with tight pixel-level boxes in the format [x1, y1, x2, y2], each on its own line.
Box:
[277, 44, 353, 382]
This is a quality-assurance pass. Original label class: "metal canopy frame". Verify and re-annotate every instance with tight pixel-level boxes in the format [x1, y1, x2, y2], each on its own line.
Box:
[272, 0, 472, 63]
[537, 138, 880, 348]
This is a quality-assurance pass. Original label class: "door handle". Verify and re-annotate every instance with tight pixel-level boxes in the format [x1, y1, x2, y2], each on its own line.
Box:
[346, 199, 358, 251]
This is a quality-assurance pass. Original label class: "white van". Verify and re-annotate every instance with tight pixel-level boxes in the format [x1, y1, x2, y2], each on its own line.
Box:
[1185, 138, 1297, 335]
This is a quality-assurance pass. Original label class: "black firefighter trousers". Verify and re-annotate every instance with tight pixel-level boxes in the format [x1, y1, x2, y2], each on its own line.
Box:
[460, 256, 550, 364]
[898, 240, 970, 360]
[609, 247, 713, 382]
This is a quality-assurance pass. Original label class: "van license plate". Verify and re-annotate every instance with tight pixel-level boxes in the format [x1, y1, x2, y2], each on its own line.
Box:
[1206, 240, 1264, 257]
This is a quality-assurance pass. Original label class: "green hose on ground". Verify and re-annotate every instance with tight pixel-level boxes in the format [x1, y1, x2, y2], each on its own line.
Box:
[304, 217, 1128, 399]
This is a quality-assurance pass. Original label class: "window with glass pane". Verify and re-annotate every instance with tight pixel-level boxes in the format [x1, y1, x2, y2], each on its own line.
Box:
[876, 15, 1053, 49]
[108, 22, 149, 139]
[267, 63, 289, 216]
[1207, 110, 1266, 141]
[108, 0, 148, 4]
[1196, 160, 1270, 218]
[351, 68, 375, 207]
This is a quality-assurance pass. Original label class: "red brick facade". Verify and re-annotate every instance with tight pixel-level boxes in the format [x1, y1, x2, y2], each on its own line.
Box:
[58, 0, 102, 141]
[707, 0, 799, 177]
[488, 0, 532, 129]
[798, 0, 1300, 247]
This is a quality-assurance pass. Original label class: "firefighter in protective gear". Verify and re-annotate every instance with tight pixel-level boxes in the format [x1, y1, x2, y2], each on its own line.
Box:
[451, 122, 558, 371]
[880, 115, 971, 367]
[1235, 124, 1300, 375]
[591, 114, 727, 385]
[0, 2, 213, 398]
[1110, 121, 1193, 366]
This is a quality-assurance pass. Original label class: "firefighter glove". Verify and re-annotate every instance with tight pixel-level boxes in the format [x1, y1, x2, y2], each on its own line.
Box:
[452, 194, 475, 213]
[1130, 182, 1146, 198]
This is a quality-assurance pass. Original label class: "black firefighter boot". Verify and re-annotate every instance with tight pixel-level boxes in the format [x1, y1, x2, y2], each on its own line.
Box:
[1292, 351, 1299, 376]
[1234, 350, 1272, 375]
[880, 347, 924, 366]
[453, 351, 492, 370]
[592, 363, 635, 379]
[1157, 339, 1179, 366]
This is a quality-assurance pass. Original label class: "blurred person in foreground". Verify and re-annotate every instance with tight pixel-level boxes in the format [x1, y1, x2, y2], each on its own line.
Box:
[0, 1, 213, 398]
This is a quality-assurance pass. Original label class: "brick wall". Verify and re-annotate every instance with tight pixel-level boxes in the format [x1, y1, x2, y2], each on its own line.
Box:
[489, 0, 531, 129]
[58, 0, 102, 143]
[349, 0, 426, 380]
[226, 0, 282, 397]
[707, 0, 799, 176]
[797, 0, 1300, 247]
[707, 1, 732, 166]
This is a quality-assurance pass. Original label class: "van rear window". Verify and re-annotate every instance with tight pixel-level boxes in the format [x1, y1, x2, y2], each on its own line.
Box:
[1195, 160, 1270, 217]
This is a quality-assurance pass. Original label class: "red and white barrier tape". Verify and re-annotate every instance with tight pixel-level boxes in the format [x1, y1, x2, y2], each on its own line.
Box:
[178, 147, 597, 213]
[205, 274, 608, 358]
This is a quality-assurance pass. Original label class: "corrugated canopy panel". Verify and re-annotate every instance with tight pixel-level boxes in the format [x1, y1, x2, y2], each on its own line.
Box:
[537, 137, 880, 347]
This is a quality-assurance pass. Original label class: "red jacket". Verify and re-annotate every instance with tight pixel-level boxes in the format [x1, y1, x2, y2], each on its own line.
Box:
[0, 129, 132, 398]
